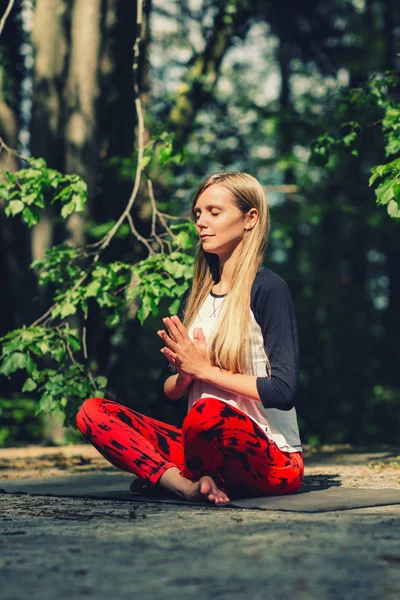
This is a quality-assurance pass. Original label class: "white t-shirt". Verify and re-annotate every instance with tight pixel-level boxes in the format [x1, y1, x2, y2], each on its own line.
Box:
[186, 273, 302, 453]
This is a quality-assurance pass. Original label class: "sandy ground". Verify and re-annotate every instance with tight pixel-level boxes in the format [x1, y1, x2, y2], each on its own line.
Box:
[1, 444, 400, 600]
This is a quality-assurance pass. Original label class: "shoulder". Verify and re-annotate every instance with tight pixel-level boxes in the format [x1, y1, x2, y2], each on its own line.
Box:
[250, 268, 297, 334]
[251, 266, 291, 301]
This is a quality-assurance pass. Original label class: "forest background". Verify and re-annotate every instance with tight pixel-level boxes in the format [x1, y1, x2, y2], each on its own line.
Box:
[0, 0, 399, 448]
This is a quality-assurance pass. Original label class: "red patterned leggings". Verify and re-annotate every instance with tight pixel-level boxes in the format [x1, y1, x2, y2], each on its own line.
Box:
[75, 396, 304, 498]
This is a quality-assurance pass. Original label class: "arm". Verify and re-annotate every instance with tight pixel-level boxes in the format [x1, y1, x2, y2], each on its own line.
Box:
[157, 288, 192, 404]
[197, 365, 261, 401]
[252, 273, 300, 411]
[163, 372, 193, 402]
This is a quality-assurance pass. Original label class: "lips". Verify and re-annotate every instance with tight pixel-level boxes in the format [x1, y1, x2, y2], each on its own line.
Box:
[200, 235, 213, 239]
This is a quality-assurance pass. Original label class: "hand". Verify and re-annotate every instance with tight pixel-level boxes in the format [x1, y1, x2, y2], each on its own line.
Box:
[158, 315, 209, 381]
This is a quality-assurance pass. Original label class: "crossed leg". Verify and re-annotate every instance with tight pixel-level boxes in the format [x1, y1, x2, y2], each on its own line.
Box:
[75, 396, 303, 503]
[75, 397, 229, 503]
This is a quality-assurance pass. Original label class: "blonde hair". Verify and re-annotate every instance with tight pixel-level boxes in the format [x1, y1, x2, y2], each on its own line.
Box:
[183, 171, 271, 375]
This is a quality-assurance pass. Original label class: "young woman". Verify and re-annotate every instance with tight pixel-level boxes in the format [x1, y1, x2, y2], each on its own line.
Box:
[75, 171, 303, 505]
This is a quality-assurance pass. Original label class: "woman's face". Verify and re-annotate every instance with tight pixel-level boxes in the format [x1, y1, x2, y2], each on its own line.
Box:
[193, 184, 250, 259]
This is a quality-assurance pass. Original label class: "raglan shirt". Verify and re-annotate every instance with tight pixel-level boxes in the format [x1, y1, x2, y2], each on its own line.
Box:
[157, 267, 302, 453]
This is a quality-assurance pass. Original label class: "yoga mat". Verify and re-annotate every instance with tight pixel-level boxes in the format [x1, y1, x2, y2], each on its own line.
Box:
[1, 472, 400, 512]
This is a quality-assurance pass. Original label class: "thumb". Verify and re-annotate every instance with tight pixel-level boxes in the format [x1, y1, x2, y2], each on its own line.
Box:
[193, 327, 206, 343]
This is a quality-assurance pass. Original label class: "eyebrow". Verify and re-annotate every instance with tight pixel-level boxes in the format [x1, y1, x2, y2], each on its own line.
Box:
[193, 204, 223, 213]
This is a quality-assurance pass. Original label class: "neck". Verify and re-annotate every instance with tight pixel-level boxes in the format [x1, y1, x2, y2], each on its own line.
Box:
[215, 243, 242, 293]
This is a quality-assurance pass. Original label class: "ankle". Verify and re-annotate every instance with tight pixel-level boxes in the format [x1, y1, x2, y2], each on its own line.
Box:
[159, 467, 193, 496]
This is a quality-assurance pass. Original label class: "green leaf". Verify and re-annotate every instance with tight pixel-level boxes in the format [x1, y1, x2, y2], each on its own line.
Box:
[22, 378, 37, 392]
[175, 231, 192, 250]
[164, 260, 185, 278]
[22, 193, 37, 206]
[375, 179, 395, 205]
[22, 207, 39, 227]
[140, 156, 152, 169]
[168, 298, 181, 315]
[5, 171, 16, 184]
[71, 193, 85, 212]
[159, 143, 173, 165]
[85, 280, 102, 298]
[36, 340, 50, 354]
[95, 375, 108, 389]
[387, 199, 400, 219]
[6, 200, 25, 217]
[37, 393, 58, 413]
[61, 201, 76, 219]
[393, 184, 400, 201]
[59, 302, 77, 318]
[0, 352, 28, 376]
[53, 185, 72, 202]
[137, 294, 156, 324]
[25, 356, 37, 375]
[105, 313, 121, 328]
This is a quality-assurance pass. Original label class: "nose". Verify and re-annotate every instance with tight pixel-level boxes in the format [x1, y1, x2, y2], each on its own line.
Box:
[196, 214, 209, 229]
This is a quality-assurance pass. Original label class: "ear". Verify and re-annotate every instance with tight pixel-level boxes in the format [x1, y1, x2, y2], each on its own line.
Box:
[245, 208, 259, 230]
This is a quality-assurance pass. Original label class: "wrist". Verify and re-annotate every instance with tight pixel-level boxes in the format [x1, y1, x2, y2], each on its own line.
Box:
[176, 372, 193, 387]
[196, 363, 215, 383]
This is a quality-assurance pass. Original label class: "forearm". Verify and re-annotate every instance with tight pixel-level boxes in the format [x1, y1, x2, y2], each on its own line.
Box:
[199, 365, 262, 403]
[163, 373, 192, 401]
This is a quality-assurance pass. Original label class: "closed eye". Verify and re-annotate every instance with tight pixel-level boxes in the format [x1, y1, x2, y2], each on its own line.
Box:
[194, 211, 220, 219]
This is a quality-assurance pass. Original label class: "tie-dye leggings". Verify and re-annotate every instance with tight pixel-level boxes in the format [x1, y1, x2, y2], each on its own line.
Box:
[75, 396, 304, 498]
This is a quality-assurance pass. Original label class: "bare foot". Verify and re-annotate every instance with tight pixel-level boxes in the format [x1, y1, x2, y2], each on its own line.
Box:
[158, 467, 230, 504]
[185, 475, 230, 504]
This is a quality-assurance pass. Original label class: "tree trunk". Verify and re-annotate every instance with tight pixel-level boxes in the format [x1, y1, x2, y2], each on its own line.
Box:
[30, 0, 68, 310]
[64, 0, 101, 200]
[383, 0, 394, 71]
[169, 0, 250, 148]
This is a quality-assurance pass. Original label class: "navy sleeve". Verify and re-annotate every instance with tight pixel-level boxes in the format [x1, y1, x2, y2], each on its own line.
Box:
[251, 269, 300, 411]
[157, 287, 191, 404]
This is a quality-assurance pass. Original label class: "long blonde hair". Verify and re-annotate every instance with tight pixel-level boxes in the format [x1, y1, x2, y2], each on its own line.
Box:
[183, 171, 271, 375]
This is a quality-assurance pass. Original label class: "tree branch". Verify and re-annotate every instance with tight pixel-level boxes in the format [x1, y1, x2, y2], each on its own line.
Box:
[0, 0, 16, 38]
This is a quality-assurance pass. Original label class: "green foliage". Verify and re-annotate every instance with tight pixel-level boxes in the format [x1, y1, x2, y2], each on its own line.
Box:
[0, 396, 44, 447]
[0, 157, 88, 227]
[310, 122, 360, 165]
[128, 250, 194, 324]
[31, 245, 85, 288]
[309, 73, 400, 221]
[0, 325, 107, 426]
[84, 220, 131, 239]
[0, 155, 196, 421]
[126, 222, 196, 323]
[369, 157, 400, 220]
[109, 130, 183, 182]
[366, 74, 400, 157]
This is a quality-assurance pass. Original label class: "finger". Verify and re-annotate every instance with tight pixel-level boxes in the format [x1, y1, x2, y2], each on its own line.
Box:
[160, 347, 178, 362]
[170, 315, 189, 337]
[162, 317, 184, 342]
[157, 329, 177, 351]
[193, 327, 206, 343]
[194, 327, 206, 343]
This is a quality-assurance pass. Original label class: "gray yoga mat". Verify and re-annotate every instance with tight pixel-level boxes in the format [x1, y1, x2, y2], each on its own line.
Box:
[1, 472, 400, 512]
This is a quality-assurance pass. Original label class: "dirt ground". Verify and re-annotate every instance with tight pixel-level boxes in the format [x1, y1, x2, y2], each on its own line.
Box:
[1, 444, 400, 600]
